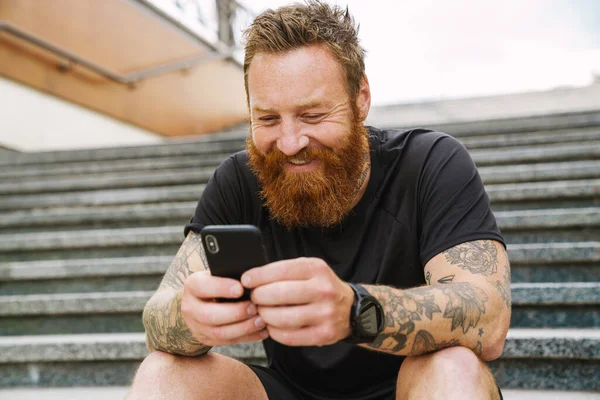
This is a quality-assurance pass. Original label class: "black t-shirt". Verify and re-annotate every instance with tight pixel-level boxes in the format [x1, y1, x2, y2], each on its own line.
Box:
[185, 127, 504, 399]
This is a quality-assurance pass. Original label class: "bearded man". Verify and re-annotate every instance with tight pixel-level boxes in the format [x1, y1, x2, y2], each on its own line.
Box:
[128, 1, 511, 399]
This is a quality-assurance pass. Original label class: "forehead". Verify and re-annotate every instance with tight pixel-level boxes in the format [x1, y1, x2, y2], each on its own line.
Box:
[247, 44, 348, 109]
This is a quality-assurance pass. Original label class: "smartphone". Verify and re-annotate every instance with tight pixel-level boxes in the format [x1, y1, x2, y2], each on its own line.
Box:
[200, 225, 269, 302]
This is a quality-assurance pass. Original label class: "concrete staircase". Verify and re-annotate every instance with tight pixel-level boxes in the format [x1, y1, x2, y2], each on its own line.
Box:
[0, 110, 598, 394]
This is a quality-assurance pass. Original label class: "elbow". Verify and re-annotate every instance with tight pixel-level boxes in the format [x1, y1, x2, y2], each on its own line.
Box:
[480, 307, 511, 361]
[480, 337, 506, 362]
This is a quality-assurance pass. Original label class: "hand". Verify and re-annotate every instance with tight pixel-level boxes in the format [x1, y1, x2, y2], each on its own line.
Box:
[241, 257, 355, 346]
[180, 270, 269, 347]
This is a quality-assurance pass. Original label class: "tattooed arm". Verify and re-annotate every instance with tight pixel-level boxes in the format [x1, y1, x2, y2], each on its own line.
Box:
[361, 240, 511, 361]
[142, 231, 211, 356]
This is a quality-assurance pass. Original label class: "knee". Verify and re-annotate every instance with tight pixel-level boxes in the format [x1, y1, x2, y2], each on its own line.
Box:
[400, 346, 484, 381]
[397, 347, 499, 400]
[133, 351, 182, 383]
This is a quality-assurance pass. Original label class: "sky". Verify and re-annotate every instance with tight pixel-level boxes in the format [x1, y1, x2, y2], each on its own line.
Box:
[237, 0, 600, 106]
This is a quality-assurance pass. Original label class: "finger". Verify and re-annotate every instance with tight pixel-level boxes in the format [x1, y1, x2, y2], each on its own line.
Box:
[241, 257, 320, 288]
[207, 315, 267, 342]
[185, 271, 244, 300]
[267, 324, 339, 347]
[192, 300, 258, 326]
[251, 281, 314, 306]
[230, 329, 270, 344]
[258, 304, 322, 329]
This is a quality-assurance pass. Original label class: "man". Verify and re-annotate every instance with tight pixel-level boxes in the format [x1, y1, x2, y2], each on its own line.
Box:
[128, 1, 511, 399]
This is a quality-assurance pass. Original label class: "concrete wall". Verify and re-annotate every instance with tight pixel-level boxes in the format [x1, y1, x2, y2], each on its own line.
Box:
[0, 77, 164, 153]
[366, 82, 600, 129]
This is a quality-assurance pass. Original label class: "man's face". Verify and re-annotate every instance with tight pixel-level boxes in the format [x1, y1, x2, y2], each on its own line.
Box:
[246, 44, 371, 229]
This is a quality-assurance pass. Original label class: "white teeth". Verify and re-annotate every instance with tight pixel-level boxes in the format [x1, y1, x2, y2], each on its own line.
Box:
[289, 159, 310, 165]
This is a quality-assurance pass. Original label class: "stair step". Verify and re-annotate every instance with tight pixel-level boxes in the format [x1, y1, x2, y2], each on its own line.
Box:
[0, 215, 598, 261]
[0, 202, 197, 232]
[495, 208, 600, 229]
[2, 177, 599, 212]
[458, 126, 600, 149]
[511, 282, 600, 305]
[1, 254, 598, 296]
[0, 140, 244, 167]
[2, 158, 598, 196]
[0, 329, 597, 389]
[3, 129, 599, 183]
[1, 203, 598, 235]
[1, 228, 597, 260]
[2, 284, 593, 316]
[430, 109, 600, 137]
[487, 179, 600, 208]
[0, 283, 596, 335]
[0, 155, 229, 181]
[508, 242, 600, 265]
[479, 160, 600, 184]
[0, 256, 171, 281]
[0, 184, 206, 211]
[0, 169, 215, 196]
[0, 256, 169, 295]
[510, 283, 600, 328]
[470, 140, 600, 166]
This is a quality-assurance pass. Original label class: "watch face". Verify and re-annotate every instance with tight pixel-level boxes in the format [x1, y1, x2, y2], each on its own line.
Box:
[359, 303, 380, 336]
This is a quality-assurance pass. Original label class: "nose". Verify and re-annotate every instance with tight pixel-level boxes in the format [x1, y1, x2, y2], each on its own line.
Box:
[277, 119, 309, 156]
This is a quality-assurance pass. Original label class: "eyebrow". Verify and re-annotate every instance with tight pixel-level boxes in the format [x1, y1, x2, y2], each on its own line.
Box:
[252, 100, 332, 114]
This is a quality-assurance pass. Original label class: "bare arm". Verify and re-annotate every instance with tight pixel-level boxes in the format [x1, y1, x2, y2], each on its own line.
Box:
[143, 231, 211, 356]
[362, 240, 511, 361]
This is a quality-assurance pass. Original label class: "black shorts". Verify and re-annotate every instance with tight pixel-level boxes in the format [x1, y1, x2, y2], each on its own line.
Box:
[248, 365, 503, 400]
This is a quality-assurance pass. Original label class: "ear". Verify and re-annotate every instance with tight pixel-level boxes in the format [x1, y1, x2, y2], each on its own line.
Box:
[355, 74, 371, 122]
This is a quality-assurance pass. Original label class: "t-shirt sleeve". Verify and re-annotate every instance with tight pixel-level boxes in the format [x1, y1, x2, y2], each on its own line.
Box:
[184, 155, 246, 237]
[418, 134, 505, 265]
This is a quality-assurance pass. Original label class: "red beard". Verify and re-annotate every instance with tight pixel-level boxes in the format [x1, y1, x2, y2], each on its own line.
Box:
[246, 118, 369, 229]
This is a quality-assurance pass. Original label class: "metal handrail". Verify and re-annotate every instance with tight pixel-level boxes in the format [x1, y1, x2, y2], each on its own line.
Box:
[0, 21, 233, 86]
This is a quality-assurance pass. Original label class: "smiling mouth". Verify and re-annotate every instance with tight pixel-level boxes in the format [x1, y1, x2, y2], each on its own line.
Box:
[288, 158, 312, 165]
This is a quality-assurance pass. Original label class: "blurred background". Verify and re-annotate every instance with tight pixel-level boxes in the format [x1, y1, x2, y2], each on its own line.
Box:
[0, 0, 599, 151]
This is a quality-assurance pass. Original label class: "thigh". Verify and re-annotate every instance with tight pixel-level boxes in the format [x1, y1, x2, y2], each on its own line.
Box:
[128, 351, 269, 400]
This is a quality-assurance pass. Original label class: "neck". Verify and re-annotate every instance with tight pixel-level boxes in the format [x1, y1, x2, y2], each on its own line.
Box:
[349, 152, 371, 209]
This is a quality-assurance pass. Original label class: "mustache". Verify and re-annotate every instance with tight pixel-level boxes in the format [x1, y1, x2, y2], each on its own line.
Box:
[260, 146, 337, 165]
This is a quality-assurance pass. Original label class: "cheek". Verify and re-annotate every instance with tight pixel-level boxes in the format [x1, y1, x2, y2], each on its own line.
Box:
[251, 129, 275, 154]
[312, 124, 349, 149]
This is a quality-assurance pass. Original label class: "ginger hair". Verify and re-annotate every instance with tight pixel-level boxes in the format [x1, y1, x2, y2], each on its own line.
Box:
[243, 0, 365, 104]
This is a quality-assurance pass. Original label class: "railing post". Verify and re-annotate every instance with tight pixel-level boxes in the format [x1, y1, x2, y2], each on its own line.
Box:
[216, 0, 236, 47]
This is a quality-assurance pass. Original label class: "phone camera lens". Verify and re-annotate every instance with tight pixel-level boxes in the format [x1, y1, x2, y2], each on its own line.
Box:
[205, 235, 219, 254]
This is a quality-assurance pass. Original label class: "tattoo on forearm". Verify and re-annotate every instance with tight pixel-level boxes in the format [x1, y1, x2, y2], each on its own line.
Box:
[160, 233, 207, 291]
[444, 240, 498, 276]
[366, 286, 441, 352]
[410, 330, 459, 355]
[493, 262, 511, 309]
[144, 292, 209, 356]
[370, 331, 408, 352]
[365, 281, 489, 355]
[437, 275, 455, 284]
[441, 283, 488, 334]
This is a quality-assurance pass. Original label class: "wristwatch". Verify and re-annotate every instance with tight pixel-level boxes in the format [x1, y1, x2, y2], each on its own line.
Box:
[343, 283, 385, 344]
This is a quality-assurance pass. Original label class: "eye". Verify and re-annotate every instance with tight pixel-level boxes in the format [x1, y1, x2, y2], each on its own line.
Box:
[303, 114, 324, 120]
[258, 116, 279, 124]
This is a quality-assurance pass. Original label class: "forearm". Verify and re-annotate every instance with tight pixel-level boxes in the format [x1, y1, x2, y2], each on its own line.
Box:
[362, 281, 509, 361]
[143, 288, 211, 356]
